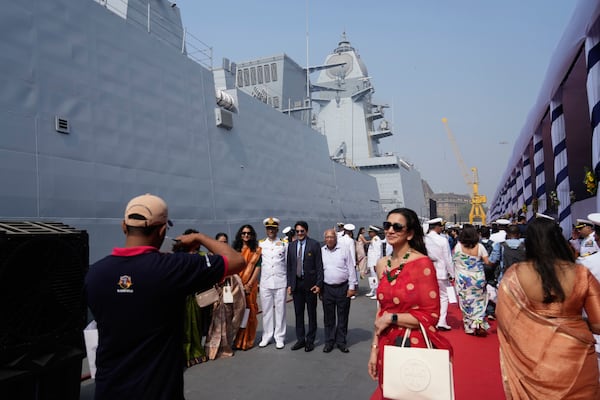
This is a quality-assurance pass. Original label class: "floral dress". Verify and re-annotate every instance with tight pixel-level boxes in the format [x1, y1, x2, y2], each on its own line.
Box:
[452, 243, 489, 334]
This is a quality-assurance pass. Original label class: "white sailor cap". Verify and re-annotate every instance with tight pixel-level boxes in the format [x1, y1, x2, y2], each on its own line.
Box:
[495, 218, 510, 225]
[535, 213, 555, 221]
[426, 217, 443, 226]
[588, 213, 600, 226]
[343, 223, 355, 231]
[263, 217, 280, 227]
[575, 218, 594, 228]
[368, 225, 380, 232]
[282, 226, 292, 234]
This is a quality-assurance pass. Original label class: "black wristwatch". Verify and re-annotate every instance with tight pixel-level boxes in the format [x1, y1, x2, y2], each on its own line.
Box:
[391, 313, 398, 324]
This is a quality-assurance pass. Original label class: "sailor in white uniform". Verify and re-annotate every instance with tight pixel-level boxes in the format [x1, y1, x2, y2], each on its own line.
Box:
[258, 217, 288, 349]
[339, 223, 358, 299]
[366, 225, 382, 299]
[576, 218, 600, 257]
[424, 217, 454, 330]
[576, 213, 600, 373]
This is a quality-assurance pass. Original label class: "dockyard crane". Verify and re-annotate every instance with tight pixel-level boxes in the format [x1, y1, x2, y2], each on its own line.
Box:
[441, 118, 487, 225]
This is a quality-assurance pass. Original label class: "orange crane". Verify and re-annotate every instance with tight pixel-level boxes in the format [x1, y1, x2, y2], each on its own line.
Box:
[441, 117, 487, 225]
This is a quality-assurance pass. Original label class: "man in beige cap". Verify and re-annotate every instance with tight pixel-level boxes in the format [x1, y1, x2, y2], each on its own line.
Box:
[85, 194, 244, 399]
[258, 217, 288, 349]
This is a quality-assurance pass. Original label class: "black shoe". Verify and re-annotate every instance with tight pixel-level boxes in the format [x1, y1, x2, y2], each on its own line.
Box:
[337, 344, 349, 353]
[291, 341, 306, 351]
[304, 343, 314, 352]
[323, 344, 334, 353]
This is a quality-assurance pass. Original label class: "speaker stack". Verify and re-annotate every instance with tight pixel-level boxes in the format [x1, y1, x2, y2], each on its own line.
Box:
[0, 221, 89, 400]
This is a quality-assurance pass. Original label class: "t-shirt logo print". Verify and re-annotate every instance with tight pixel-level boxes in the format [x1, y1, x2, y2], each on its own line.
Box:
[118, 275, 133, 289]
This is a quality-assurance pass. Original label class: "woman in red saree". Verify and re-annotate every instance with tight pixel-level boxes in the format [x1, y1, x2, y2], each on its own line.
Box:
[368, 208, 453, 400]
[497, 216, 600, 399]
[232, 224, 262, 350]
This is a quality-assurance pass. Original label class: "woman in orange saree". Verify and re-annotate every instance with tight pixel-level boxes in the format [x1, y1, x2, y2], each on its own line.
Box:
[367, 208, 453, 400]
[497, 216, 600, 399]
[233, 224, 262, 350]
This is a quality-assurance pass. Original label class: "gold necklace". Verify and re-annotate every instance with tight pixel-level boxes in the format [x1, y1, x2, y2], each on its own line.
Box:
[385, 249, 412, 282]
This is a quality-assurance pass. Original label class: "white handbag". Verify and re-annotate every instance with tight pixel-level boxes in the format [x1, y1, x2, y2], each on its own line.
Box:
[383, 323, 454, 400]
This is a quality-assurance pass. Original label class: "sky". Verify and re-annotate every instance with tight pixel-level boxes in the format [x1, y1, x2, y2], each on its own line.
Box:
[177, 0, 579, 200]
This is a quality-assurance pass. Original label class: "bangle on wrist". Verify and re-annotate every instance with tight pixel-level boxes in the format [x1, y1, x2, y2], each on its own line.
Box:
[371, 344, 378, 349]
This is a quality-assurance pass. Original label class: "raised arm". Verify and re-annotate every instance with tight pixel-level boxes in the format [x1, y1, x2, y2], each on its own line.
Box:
[177, 232, 245, 275]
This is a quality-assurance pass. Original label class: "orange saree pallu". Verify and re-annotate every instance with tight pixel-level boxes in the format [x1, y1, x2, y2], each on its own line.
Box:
[497, 265, 600, 400]
[234, 246, 262, 350]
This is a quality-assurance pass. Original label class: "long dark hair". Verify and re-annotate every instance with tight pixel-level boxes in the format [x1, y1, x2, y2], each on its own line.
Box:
[233, 224, 258, 252]
[525, 218, 575, 303]
[387, 208, 427, 256]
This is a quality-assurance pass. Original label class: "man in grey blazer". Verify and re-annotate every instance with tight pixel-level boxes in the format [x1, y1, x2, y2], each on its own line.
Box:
[287, 221, 323, 352]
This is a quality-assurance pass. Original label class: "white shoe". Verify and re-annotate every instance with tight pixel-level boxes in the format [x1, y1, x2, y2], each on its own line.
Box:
[275, 342, 284, 349]
[369, 294, 377, 300]
[258, 340, 270, 348]
[350, 295, 356, 300]
[366, 290, 374, 297]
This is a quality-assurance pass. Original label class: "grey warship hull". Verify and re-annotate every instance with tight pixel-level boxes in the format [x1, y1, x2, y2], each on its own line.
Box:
[0, 0, 383, 262]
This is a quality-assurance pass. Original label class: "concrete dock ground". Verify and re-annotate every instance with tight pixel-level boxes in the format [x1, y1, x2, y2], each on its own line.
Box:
[80, 287, 380, 400]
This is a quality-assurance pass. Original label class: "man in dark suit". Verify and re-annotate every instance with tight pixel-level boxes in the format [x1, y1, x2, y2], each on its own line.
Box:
[287, 221, 323, 352]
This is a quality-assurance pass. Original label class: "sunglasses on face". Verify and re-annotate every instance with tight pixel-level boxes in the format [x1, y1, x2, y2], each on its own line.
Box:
[295, 229, 306, 234]
[241, 231, 252, 236]
[382, 221, 405, 232]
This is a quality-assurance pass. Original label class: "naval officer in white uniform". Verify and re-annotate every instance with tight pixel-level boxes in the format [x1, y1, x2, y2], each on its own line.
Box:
[577, 218, 600, 257]
[258, 217, 288, 349]
[424, 217, 454, 330]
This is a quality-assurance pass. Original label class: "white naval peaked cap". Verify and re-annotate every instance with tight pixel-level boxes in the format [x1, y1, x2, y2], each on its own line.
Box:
[282, 226, 292, 234]
[368, 225, 380, 232]
[576, 218, 594, 227]
[588, 213, 600, 226]
[426, 217, 443, 225]
[535, 213, 555, 221]
[495, 218, 510, 225]
[263, 217, 280, 227]
[343, 223, 355, 231]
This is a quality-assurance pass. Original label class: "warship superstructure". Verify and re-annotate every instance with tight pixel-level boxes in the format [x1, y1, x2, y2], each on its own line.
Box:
[234, 35, 428, 215]
[0, 0, 388, 262]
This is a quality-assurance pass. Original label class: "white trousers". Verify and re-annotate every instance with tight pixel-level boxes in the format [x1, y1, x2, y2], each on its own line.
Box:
[260, 286, 287, 344]
[437, 278, 450, 327]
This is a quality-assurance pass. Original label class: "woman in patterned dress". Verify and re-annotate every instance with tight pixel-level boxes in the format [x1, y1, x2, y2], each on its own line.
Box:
[367, 208, 452, 400]
[452, 224, 491, 336]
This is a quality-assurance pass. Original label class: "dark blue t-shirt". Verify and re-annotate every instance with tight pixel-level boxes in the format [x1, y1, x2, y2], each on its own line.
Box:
[85, 246, 227, 399]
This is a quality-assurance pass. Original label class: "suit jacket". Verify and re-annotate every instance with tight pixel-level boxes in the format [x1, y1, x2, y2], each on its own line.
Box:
[287, 237, 323, 291]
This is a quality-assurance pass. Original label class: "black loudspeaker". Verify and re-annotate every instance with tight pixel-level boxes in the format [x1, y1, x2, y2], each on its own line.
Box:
[0, 221, 89, 400]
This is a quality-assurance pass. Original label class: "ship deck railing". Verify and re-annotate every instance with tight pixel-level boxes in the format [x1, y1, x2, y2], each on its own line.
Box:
[97, 0, 213, 70]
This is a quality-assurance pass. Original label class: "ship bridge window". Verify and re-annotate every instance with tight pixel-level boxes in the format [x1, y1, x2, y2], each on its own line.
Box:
[264, 65, 271, 82]
[250, 67, 257, 85]
[243, 68, 250, 86]
[237, 71, 244, 87]
[257, 65, 263, 84]
[270, 63, 278, 81]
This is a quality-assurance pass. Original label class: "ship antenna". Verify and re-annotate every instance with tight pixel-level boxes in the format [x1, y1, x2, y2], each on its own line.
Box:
[305, 0, 311, 126]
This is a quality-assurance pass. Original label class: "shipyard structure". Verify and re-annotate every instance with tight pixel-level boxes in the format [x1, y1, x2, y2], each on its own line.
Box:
[229, 35, 428, 216]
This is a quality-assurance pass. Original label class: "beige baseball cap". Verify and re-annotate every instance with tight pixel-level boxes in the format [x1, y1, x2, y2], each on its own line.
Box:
[124, 194, 172, 227]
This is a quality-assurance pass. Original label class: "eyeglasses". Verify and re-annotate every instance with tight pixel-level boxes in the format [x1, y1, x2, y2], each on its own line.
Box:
[241, 231, 252, 236]
[295, 229, 306, 234]
[383, 221, 405, 232]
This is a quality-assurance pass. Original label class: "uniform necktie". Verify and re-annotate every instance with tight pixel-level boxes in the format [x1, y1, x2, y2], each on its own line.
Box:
[296, 242, 303, 278]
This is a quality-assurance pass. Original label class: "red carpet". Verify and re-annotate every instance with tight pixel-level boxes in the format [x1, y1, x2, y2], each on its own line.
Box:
[442, 303, 505, 399]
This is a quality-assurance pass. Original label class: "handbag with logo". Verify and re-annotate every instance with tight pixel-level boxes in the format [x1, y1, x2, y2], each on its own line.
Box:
[383, 323, 454, 400]
[195, 286, 219, 308]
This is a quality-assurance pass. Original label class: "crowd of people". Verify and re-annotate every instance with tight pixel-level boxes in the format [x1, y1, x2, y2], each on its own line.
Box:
[84, 193, 600, 399]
